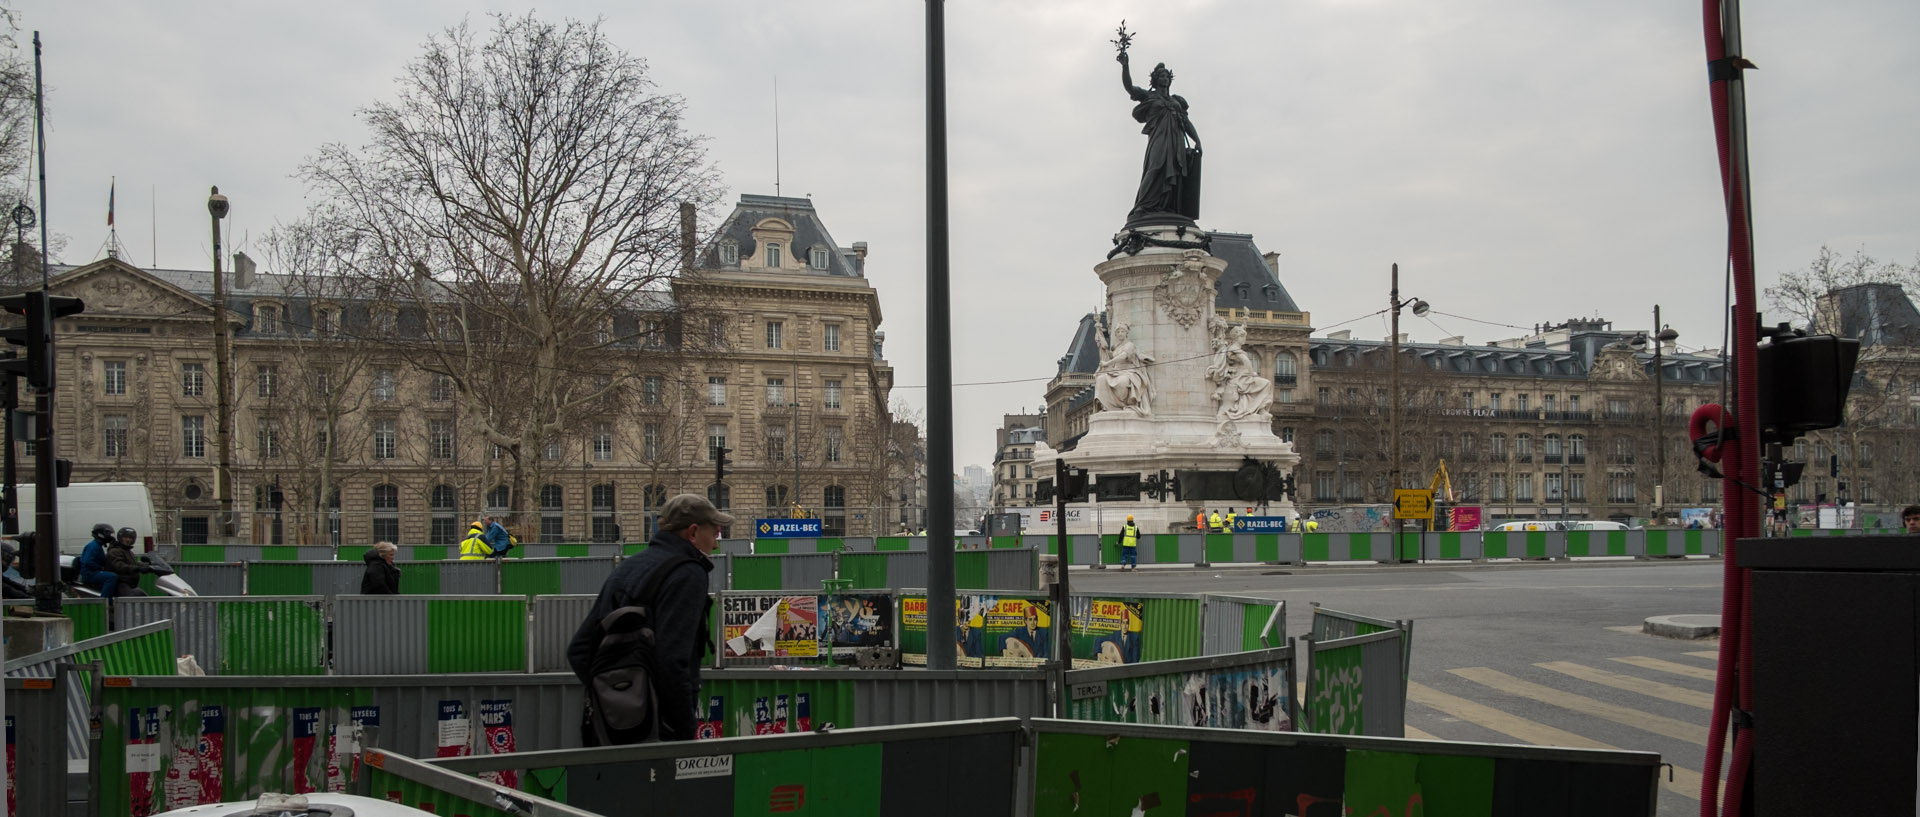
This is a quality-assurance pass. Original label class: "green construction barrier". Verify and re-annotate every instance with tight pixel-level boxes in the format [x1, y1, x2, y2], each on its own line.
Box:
[68, 601, 109, 641]
[1436, 532, 1464, 559]
[753, 539, 792, 555]
[696, 676, 857, 739]
[815, 538, 847, 553]
[500, 560, 563, 596]
[955, 551, 989, 589]
[246, 562, 315, 596]
[1140, 596, 1202, 661]
[260, 546, 301, 561]
[837, 552, 890, 588]
[1483, 531, 1510, 559]
[1303, 532, 1331, 562]
[730, 556, 785, 591]
[624, 542, 649, 555]
[1255, 534, 1280, 562]
[874, 537, 912, 551]
[1345, 533, 1374, 561]
[407, 545, 452, 561]
[1524, 531, 1548, 559]
[217, 599, 328, 675]
[1151, 534, 1180, 564]
[398, 565, 442, 595]
[1204, 534, 1234, 564]
[177, 545, 226, 563]
[426, 598, 526, 673]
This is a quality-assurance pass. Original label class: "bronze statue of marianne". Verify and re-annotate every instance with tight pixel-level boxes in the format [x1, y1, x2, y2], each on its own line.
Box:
[1115, 23, 1202, 228]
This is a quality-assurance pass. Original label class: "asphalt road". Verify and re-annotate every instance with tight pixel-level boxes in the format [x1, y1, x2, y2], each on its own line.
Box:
[1076, 558, 1730, 816]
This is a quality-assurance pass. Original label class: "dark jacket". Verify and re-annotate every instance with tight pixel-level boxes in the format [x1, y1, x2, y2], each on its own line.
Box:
[104, 542, 142, 582]
[360, 549, 401, 595]
[566, 530, 713, 741]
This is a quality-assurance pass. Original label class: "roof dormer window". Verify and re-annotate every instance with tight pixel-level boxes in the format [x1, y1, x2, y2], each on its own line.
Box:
[809, 246, 830, 270]
[254, 303, 280, 334]
[719, 239, 739, 266]
[765, 242, 782, 269]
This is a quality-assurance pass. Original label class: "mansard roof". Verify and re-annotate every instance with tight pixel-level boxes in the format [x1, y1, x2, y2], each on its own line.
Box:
[1056, 313, 1103, 376]
[700, 194, 864, 277]
[1210, 232, 1299, 312]
[1819, 283, 1920, 347]
[1308, 336, 1726, 384]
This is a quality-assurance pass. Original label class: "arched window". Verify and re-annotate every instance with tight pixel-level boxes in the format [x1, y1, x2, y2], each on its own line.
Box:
[1515, 434, 1533, 461]
[1544, 434, 1564, 462]
[1567, 434, 1586, 462]
[1489, 433, 1508, 458]
[430, 484, 459, 544]
[372, 484, 400, 542]
[1273, 352, 1297, 385]
[1461, 433, 1478, 459]
[486, 485, 511, 514]
[540, 484, 565, 543]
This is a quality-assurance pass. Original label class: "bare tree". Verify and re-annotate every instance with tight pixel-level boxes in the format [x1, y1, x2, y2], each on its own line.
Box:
[1766, 245, 1920, 327]
[299, 13, 724, 526]
[882, 399, 926, 533]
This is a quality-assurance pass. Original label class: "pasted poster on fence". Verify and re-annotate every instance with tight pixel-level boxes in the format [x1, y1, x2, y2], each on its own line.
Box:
[291, 707, 322, 795]
[822, 593, 893, 662]
[901, 594, 986, 667]
[128, 706, 159, 817]
[722, 593, 823, 658]
[478, 699, 519, 790]
[979, 595, 1052, 667]
[1068, 598, 1145, 668]
[435, 700, 470, 758]
[1448, 506, 1483, 531]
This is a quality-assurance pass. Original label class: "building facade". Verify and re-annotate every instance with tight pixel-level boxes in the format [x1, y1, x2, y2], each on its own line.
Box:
[33, 194, 896, 544]
[990, 413, 1045, 510]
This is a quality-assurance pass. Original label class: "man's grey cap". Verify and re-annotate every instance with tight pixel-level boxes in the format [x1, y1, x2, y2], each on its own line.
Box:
[660, 494, 736, 531]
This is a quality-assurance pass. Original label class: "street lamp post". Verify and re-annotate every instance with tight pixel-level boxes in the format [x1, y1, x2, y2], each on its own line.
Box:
[208, 187, 235, 541]
[1388, 263, 1429, 564]
[1631, 306, 1679, 524]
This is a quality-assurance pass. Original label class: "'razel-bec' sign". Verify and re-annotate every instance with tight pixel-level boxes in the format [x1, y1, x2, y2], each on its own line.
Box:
[755, 518, 823, 538]
[1233, 516, 1290, 533]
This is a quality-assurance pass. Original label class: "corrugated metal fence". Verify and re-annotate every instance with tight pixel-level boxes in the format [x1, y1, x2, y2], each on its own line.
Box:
[1064, 646, 1299, 732]
[5, 619, 177, 764]
[1304, 628, 1407, 738]
[115, 595, 329, 675]
[334, 595, 529, 675]
[1202, 594, 1286, 655]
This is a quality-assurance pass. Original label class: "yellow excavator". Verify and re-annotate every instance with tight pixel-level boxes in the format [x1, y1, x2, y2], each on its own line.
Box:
[1429, 459, 1454, 503]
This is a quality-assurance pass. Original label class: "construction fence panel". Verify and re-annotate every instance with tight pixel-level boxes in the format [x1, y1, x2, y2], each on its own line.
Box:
[5, 620, 178, 764]
[113, 595, 328, 676]
[4, 675, 72, 815]
[1203, 594, 1286, 655]
[420, 718, 1028, 817]
[93, 673, 589, 817]
[334, 595, 529, 675]
[511, 543, 624, 559]
[1064, 646, 1298, 732]
[977, 547, 1038, 590]
[1305, 629, 1407, 738]
[850, 670, 1051, 727]
[170, 562, 245, 596]
[531, 595, 597, 673]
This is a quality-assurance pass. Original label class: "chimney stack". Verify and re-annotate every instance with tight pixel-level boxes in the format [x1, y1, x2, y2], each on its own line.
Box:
[233, 251, 257, 289]
[1261, 251, 1280, 276]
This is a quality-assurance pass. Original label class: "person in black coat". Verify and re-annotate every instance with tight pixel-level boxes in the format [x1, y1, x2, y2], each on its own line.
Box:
[360, 541, 401, 594]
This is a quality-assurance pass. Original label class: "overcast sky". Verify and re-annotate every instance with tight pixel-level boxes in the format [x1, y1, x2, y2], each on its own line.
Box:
[16, 0, 1920, 471]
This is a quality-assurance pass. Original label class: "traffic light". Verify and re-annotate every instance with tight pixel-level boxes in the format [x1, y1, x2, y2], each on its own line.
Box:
[0, 290, 85, 391]
[714, 446, 733, 484]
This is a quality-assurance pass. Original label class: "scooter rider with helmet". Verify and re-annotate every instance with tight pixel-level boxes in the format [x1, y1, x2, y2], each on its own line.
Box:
[77, 523, 124, 600]
[104, 527, 147, 598]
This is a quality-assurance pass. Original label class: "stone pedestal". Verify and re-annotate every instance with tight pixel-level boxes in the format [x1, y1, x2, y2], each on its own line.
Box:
[1036, 226, 1300, 535]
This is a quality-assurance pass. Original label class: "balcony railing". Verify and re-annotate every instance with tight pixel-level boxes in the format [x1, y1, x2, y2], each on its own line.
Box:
[1274, 374, 1298, 386]
[1544, 454, 1564, 464]
[1568, 454, 1587, 465]
[1607, 454, 1636, 464]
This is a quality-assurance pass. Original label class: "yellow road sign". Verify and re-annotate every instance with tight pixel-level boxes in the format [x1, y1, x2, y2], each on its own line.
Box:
[1394, 489, 1434, 520]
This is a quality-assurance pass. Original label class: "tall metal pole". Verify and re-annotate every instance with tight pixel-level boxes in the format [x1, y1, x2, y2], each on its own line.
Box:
[1653, 304, 1666, 522]
[28, 33, 58, 613]
[1388, 263, 1402, 564]
[1052, 458, 1072, 716]
[922, 0, 956, 670]
[208, 187, 234, 541]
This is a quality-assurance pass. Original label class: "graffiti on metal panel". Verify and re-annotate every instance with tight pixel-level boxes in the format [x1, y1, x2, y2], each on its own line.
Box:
[1086, 666, 1291, 731]
[769, 783, 805, 812]
[1311, 647, 1364, 735]
[478, 699, 520, 790]
[1189, 787, 1257, 817]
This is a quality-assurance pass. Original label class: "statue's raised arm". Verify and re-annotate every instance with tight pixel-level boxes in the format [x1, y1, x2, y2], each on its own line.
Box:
[1118, 51, 1147, 100]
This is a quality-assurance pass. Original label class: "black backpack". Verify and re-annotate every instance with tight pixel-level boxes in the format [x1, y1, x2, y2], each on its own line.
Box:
[584, 555, 697, 745]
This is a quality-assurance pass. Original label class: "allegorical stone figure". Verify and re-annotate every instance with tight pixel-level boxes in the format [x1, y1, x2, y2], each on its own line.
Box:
[1094, 322, 1156, 415]
[1116, 24, 1203, 226]
[1208, 324, 1274, 429]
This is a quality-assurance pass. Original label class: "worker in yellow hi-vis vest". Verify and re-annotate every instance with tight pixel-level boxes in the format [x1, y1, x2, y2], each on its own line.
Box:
[1225, 509, 1238, 531]
[1209, 510, 1225, 533]
[1119, 515, 1140, 571]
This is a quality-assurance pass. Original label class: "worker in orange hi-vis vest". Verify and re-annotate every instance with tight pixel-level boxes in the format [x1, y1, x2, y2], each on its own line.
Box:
[1194, 511, 1206, 532]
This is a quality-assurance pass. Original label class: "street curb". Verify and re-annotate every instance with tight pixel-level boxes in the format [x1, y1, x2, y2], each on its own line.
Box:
[1644, 614, 1722, 639]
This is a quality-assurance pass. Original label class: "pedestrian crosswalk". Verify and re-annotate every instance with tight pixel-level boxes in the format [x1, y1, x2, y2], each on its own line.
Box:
[1397, 647, 1729, 810]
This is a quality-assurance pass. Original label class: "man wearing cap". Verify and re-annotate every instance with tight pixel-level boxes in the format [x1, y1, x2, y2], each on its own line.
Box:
[567, 493, 729, 743]
[1119, 515, 1140, 571]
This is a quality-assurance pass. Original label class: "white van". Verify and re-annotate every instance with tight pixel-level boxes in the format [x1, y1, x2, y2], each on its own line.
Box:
[1567, 520, 1634, 531]
[1490, 520, 1568, 532]
[11, 482, 157, 555]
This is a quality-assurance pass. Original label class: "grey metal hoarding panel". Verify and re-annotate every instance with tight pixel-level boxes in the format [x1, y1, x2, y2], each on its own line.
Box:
[886, 550, 930, 588]
[1624, 528, 1647, 556]
[1358, 630, 1407, 737]
[223, 545, 264, 562]
[709, 553, 728, 593]
[172, 562, 245, 596]
[1272, 533, 1305, 563]
[1702, 530, 1723, 554]
[440, 560, 501, 594]
[842, 537, 876, 551]
[1539, 531, 1569, 559]
[1233, 533, 1259, 564]
[957, 535, 989, 550]
[1201, 594, 1283, 656]
[717, 538, 754, 556]
[1178, 533, 1205, 565]
[313, 560, 367, 598]
[4, 676, 69, 811]
[334, 596, 433, 674]
[366, 676, 588, 757]
[985, 548, 1037, 590]
[852, 672, 1050, 727]
[781, 552, 837, 591]
[1067, 535, 1101, 565]
[1308, 603, 1402, 642]
[532, 595, 597, 673]
[558, 557, 617, 594]
[114, 596, 230, 670]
